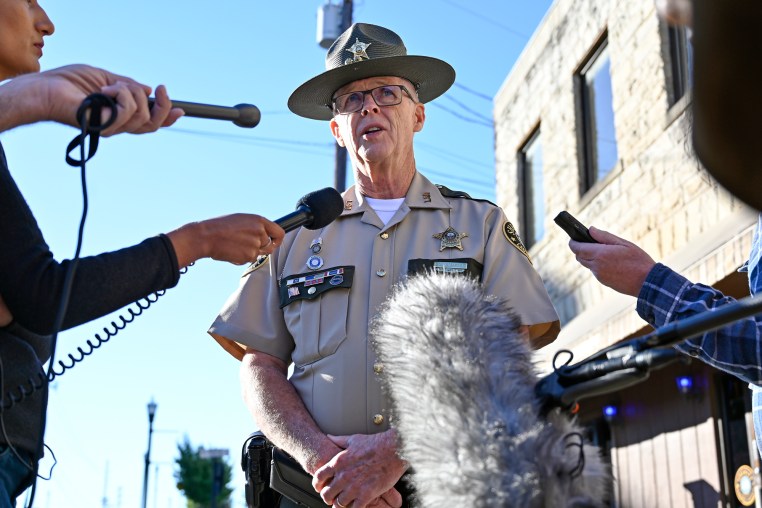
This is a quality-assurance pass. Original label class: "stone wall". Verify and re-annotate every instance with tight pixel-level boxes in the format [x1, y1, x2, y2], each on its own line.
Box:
[493, 0, 754, 367]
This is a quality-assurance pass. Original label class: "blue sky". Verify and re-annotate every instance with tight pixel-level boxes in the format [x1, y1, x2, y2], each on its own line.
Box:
[3, 1, 553, 506]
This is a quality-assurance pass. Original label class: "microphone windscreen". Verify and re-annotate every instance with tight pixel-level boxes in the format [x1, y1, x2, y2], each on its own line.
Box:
[371, 273, 610, 506]
[297, 187, 344, 230]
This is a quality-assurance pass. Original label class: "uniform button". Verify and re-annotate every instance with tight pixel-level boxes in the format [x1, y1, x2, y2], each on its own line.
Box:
[380, 232, 389, 240]
[373, 363, 384, 374]
[373, 414, 384, 425]
[376, 269, 387, 277]
[689, 349, 699, 357]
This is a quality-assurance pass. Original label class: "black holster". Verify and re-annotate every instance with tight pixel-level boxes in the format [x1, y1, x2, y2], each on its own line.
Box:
[242, 432, 413, 508]
[241, 431, 327, 508]
[242, 431, 281, 508]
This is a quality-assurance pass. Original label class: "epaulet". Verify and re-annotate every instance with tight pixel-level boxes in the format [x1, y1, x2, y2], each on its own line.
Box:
[436, 184, 498, 207]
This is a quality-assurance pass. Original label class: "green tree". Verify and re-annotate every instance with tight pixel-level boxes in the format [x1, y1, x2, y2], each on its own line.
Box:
[174, 437, 233, 508]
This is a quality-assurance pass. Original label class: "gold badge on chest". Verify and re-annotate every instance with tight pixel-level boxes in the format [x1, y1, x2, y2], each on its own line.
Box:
[433, 226, 468, 251]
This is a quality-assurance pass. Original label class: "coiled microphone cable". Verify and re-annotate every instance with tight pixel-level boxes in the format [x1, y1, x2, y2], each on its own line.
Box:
[25, 93, 115, 508]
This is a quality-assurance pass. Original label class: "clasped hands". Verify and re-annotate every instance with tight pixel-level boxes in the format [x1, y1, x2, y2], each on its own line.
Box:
[312, 431, 407, 508]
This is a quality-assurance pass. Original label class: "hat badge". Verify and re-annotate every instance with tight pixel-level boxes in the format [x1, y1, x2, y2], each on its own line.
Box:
[344, 38, 371, 65]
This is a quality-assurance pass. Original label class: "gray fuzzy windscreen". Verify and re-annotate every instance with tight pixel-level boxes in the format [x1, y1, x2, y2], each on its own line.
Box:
[371, 273, 610, 508]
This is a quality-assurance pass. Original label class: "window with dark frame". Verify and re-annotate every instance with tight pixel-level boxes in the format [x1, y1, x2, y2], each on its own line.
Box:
[576, 34, 619, 194]
[519, 128, 544, 249]
[667, 25, 693, 105]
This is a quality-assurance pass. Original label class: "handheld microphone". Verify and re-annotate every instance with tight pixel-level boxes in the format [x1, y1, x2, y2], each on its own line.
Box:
[276, 187, 344, 233]
[147, 98, 261, 128]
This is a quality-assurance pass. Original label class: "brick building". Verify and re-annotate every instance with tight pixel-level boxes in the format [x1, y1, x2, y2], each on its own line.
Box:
[494, 0, 758, 506]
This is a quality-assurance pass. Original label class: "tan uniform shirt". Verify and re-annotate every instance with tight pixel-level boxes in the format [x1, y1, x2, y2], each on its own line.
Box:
[209, 172, 559, 436]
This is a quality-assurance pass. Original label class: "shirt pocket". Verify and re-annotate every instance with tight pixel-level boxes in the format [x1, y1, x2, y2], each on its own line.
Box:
[281, 266, 354, 365]
[407, 258, 484, 281]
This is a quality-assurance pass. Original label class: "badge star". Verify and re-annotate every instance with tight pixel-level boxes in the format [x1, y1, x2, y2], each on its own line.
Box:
[433, 227, 468, 251]
[346, 38, 371, 61]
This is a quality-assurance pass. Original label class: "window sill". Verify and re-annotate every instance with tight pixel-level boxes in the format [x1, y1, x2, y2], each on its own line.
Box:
[578, 159, 625, 210]
[666, 89, 692, 129]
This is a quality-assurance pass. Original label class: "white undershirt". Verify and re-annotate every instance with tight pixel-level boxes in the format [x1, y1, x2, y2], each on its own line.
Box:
[365, 197, 405, 226]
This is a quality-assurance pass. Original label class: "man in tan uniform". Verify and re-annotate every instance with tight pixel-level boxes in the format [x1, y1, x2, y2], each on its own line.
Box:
[209, 23, 560, 508]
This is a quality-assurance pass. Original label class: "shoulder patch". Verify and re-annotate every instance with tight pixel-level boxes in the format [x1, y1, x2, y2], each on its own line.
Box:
[242, 255, 269, 278]
[502, 221, 532, 264]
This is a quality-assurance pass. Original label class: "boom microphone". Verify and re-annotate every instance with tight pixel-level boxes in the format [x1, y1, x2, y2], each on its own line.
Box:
[276, 187, 344, 233]
[371, 273, 610, 507]
[147, 98, 261, 128]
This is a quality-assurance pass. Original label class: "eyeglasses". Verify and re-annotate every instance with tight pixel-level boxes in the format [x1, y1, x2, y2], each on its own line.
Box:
[331, 85, 416, 115]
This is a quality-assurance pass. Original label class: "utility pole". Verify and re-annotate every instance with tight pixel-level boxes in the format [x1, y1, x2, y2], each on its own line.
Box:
[334, 0, 353, 192]
[318, 1, 353, 192]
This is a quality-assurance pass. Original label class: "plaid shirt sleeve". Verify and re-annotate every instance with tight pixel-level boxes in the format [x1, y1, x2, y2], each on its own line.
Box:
[636, 263, 762, 385]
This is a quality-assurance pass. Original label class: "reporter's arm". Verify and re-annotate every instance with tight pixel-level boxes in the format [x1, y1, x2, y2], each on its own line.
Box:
[0, 139, 282, 333]
[167, 214, 284, 268]
[638, 263, 762, 385]
[0, 64, 182, 134]
[570, 226, 762, 385]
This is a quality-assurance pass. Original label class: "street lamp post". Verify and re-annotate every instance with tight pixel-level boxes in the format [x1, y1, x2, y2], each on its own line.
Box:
[141, 399, 157, 508]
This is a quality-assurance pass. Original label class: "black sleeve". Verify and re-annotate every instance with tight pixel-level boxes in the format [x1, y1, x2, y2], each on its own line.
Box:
[0, 142, 181, 335]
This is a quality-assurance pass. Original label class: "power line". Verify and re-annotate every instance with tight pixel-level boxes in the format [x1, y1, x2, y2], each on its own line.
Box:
[168, 128, 333, 149]
[453, 82, 493, 102]
[417, 140, 494, 172]
[162, 128, 496, 191]
[439, 0, 531, 40]
[418, 165, 495, 193]
[165, 129, 494, 174]
[442, 94, 493, 124]
[428, 102, 493, 128]
[416, 142, 497, 193]
[162, 128, 333, 158]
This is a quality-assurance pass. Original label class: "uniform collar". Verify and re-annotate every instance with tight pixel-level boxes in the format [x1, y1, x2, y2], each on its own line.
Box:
[339, 171, 451, 218]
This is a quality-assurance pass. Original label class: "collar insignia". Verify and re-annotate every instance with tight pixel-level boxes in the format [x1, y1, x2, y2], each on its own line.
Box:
[433, 226, 468, 251]
[345, 38, 371, 64]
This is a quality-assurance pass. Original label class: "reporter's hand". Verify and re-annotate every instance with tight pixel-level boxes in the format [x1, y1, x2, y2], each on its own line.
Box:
[98, 81, 182, 136]
[568, 226, 656, 297]
[0, 64, 183, 134]
[167, 214, 285, 268]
